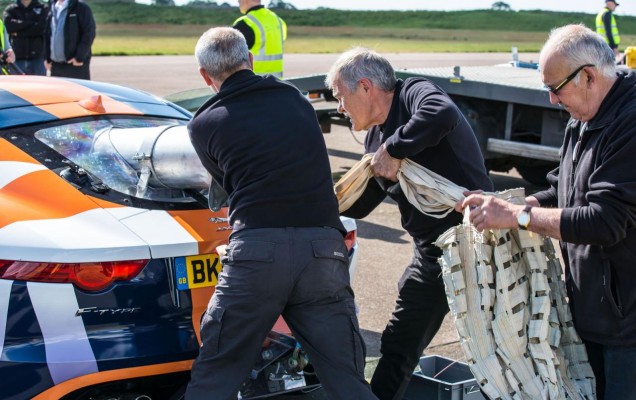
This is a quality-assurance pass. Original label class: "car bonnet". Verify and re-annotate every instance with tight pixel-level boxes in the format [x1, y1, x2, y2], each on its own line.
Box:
[0, 75, 190, 129]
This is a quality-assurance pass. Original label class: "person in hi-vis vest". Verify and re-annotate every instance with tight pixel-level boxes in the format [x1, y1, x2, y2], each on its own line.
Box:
[596, 0, 621, 62]
[233, 0, 286, 78]
[0, 19, 16, 66]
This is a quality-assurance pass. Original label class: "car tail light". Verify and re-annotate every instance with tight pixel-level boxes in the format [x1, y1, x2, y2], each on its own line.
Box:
[344, 230, 357, 251]
[0, 259, 148, 291]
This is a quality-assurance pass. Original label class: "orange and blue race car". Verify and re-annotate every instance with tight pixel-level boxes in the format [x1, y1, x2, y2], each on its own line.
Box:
[0, 75, 359, 400]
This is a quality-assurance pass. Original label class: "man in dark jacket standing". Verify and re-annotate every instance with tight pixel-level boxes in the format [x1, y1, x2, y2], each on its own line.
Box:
[3, 0, 48, 75]
[45, 0, 94, 79]
[185, 27, 377, 400]
[325, 47, 493, 400]
[459, 24, 636, 400]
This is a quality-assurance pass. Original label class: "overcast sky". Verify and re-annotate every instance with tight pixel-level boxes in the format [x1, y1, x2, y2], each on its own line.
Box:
[276, 1, 636, 17]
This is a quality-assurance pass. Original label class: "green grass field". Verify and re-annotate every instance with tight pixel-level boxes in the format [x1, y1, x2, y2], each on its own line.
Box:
[3, 2, 635, 56]
[94, 24, 594, 55]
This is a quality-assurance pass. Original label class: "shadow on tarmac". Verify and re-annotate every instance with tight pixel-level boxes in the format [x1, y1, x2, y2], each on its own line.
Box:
[356, 220, 410, 244]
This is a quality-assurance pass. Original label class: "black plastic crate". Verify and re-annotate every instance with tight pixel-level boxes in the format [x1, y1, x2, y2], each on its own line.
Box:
[402, 355, 485, 400]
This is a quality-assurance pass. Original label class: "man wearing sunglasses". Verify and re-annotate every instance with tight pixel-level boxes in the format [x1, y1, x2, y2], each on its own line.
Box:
[457, 24, 636, 399]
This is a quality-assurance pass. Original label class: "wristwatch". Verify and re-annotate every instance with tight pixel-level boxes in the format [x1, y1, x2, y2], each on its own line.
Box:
[517, 205, 532, 230]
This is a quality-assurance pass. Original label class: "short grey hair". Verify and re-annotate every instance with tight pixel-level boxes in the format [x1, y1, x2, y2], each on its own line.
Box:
[195, 27, 251, 81]
[540, 24, 616, 83]
[325, 47, 397, 93]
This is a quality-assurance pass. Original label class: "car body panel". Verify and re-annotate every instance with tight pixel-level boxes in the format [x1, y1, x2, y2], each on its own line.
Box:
[30, 360, 194, 400]
[1, 136, 230, 262]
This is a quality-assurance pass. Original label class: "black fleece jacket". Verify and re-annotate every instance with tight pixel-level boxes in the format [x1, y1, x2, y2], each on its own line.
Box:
[188, 69, 344, 234]
[533, 71, 636, 346]
[3, 0, 48, 60]
[342, 78, 493, 263]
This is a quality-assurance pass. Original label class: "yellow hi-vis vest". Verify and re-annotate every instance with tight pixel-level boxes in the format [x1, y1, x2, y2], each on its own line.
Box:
[0, 20, 5, 51]
[234, 8, 287, 78]
[596, 7, 620, 47]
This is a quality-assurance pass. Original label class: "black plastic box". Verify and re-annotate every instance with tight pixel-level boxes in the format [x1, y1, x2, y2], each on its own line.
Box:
[402, 355, 485, 400]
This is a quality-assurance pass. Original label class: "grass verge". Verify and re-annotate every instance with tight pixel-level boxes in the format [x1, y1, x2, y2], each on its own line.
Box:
[94, 25, 566, 56]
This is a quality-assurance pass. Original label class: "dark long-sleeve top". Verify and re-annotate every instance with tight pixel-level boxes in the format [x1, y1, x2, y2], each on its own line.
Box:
[342, 77, 493, 263]
[532, 71, 636, 346]
[188, 69, 344, 234]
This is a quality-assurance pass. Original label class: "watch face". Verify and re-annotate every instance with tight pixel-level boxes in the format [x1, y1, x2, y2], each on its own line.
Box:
[518, 212, 530, 227]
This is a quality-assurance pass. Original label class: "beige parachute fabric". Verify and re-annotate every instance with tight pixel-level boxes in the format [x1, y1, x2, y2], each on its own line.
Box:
[335, 155, 468, 218]
[397, 158, 468, 218]
[435, 188, 596, 400]
[334, 156, 596, 399]
[334, 154, 374, 213]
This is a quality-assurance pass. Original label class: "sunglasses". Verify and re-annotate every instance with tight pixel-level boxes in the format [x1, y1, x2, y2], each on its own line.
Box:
[544, 64, 595, 95]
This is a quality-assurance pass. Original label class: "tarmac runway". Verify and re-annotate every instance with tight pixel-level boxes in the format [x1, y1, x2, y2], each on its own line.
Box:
[91, 52, 541, 97]
[92, 53, 545, 374]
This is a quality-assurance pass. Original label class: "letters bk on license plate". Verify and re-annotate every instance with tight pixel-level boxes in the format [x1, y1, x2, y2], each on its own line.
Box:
[175, 253, 222, 290]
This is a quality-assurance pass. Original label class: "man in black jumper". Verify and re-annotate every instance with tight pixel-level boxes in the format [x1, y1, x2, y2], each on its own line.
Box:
[326, 47, 493, 400]
[459, 24, 636, 400]
[185, 27, 377, 400]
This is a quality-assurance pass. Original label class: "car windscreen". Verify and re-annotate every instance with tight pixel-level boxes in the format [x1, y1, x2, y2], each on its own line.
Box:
[34, 117, 211, 203]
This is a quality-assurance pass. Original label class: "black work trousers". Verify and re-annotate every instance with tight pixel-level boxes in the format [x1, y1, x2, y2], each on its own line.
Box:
[585, 339, 636, 400]
[370, 245, 449, 400]
[185, 227, 377, 400]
